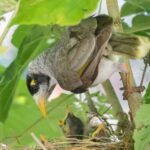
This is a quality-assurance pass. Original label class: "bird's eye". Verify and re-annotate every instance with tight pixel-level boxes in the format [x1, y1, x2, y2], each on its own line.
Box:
[26, 75, 39, 95]
[30, 79, 37, 86]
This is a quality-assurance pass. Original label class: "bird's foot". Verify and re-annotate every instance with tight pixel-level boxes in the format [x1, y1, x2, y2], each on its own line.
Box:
[120, 63, 145, 100]
[121, 86, 145, 100]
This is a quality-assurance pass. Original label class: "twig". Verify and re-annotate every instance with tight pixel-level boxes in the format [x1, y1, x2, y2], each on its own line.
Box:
[101, 105, 112, 116]
[85, 90, 115, 135]
[103, 81, 130, 134]
[31, 132, 47, 150]
[86, 91, 99, 114]
[140, 62, 148, 86]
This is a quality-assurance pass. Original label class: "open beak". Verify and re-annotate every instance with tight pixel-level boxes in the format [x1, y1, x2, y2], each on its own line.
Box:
[38, 98, 47, 117]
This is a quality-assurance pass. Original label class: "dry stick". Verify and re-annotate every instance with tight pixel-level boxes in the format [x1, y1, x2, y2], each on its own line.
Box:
[31, 132, 47, 150]
[106, 0, 142, 124]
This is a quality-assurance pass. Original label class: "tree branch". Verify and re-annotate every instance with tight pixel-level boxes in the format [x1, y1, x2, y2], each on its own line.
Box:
[106, 0, 142, 122]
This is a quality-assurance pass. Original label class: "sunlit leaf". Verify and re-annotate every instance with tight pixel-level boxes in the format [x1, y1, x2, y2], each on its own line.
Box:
[0, 0, 17, 16]
[124, 14, 150, 33]
[11, 0, 99, 26]
[121, 2, 142, 17]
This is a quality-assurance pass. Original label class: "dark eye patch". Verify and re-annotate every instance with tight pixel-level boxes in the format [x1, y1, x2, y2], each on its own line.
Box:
[26, 74, 50, 95]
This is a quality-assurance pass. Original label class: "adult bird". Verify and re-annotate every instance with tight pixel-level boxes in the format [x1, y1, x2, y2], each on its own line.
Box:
[26, 15, 150, 116]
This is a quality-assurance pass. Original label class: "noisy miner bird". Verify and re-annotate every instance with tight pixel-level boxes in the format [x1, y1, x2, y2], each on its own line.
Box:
[58, 110, 84, 140]
[26, 15, 150, 116]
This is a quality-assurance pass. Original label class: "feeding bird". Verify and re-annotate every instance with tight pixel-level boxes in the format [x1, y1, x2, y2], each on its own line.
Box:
[26, 15, 150, 116]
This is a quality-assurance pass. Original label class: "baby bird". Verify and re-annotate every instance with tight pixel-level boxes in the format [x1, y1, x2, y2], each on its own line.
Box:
[59, 111, 84, 140]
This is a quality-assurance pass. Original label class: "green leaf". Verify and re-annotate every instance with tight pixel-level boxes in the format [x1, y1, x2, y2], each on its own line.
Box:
[0, 0, 17, 16]
[0, 80, 86, 146]
[0, 25, 61, 122]
[125, 0, 150, 11]
[121, 2, 143, 17]
[134, 104, 150, 150]
[124, 14, 150, 33]
[144, 83, 150, 104]
[10, 0, 99, 26]
[12, 25, 33, 48]
[0, 65, 5, 74]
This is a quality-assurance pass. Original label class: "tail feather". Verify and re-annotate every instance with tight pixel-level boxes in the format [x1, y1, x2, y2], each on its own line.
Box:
[110, 33, 150, 58]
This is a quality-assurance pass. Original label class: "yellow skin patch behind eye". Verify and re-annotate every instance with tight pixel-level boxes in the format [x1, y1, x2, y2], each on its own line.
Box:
[30, 79, 36, 86]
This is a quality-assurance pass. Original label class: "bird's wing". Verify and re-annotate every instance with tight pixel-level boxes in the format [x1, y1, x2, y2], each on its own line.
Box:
[80, 24, 112, 86]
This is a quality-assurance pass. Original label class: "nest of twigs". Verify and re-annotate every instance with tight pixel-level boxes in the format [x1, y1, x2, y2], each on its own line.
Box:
[34, 137, 129, 150]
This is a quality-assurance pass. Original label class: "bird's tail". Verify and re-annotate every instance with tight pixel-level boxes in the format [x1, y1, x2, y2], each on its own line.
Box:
[110, 33, 150, 59]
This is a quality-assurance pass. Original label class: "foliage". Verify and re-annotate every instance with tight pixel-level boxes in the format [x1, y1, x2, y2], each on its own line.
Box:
[0, 0, 17, 17]
[144, 83, 150, 104]
[121, 0, 150, 34]
[0, 80, 87, 147]
[0, 0, 150, 149]
[10, 0, 99, 26]
[134, 104, 150, 150]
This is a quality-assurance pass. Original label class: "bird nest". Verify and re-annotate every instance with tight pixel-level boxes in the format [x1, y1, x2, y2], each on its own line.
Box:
[33, 137, 130, 150]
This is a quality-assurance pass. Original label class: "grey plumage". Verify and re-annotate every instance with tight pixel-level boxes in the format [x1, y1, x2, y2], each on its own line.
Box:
[26, 15, 150, 106]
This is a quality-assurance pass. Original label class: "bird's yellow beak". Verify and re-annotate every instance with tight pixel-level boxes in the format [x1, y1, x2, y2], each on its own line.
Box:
[39, 98, 47, 117]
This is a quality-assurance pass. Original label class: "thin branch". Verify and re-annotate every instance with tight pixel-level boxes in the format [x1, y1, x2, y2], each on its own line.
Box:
[140, 63, 148, 86]
[101, 105, 112, 116]
[103, 81, 130, 134]
[85, 91, 115, 135]
[106, 0, 142, 122]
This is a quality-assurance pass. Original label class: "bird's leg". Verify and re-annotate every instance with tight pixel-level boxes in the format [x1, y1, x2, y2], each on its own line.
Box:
[121, 64, 145, 100]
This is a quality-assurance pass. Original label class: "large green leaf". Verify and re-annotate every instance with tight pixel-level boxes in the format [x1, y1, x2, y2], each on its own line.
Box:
[0, 80, 86, 147]
[121, 2, 143, 17]
[10, 0, 98, 26]
[134, 104, 150, 150]
[124, 0, 150, 11]
[0, 25, 62, 122]
[123, 14, 150, 33]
